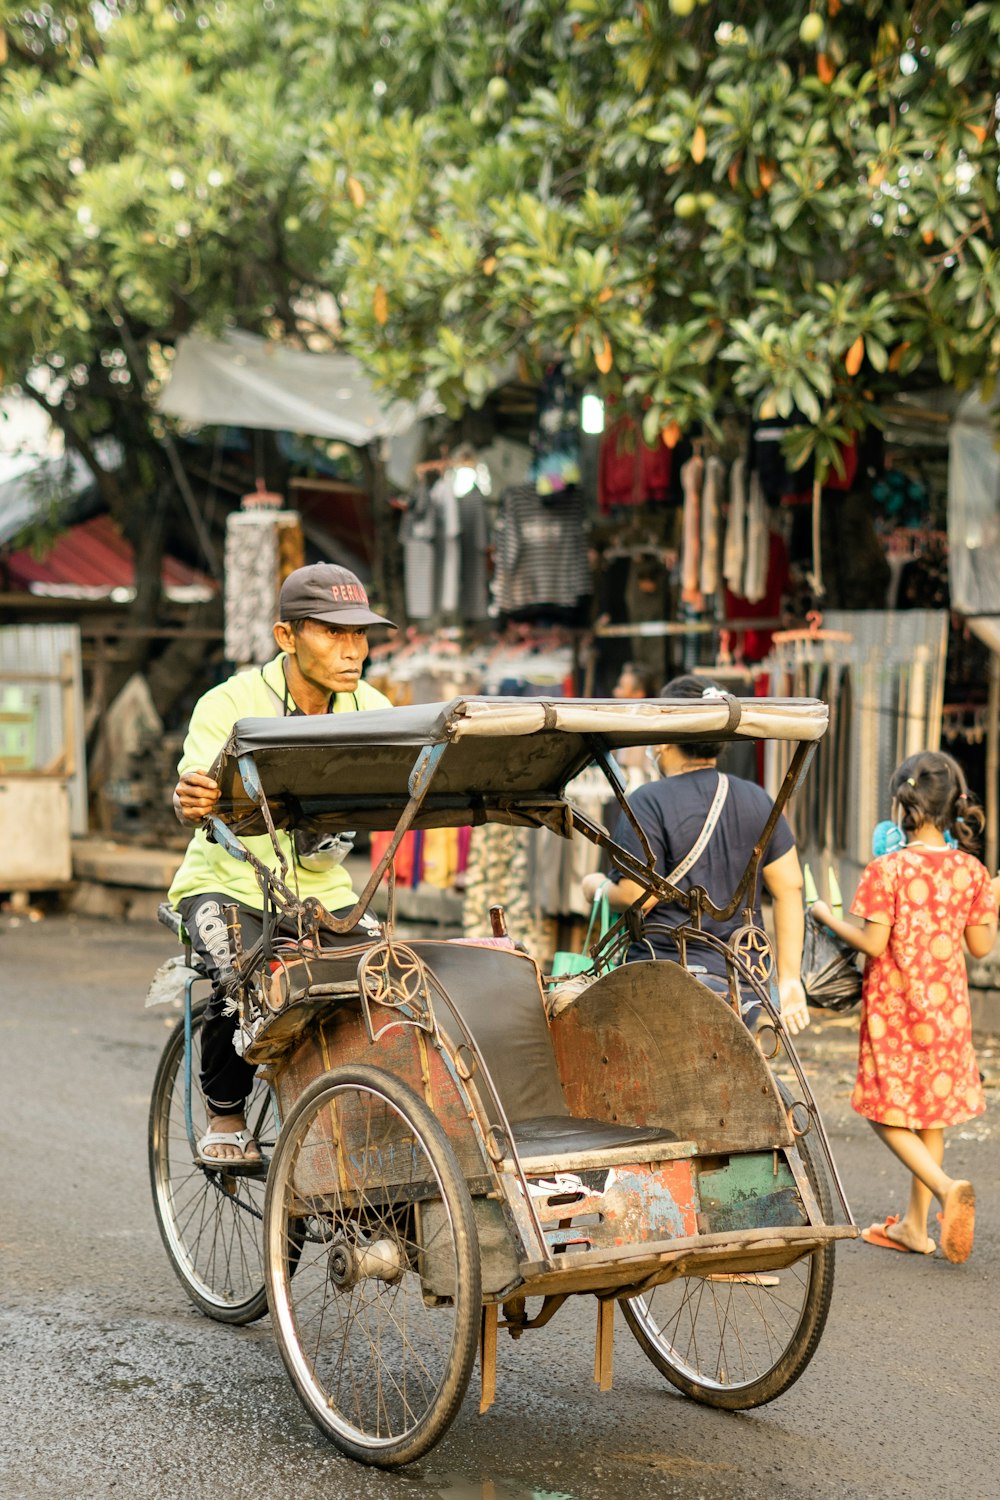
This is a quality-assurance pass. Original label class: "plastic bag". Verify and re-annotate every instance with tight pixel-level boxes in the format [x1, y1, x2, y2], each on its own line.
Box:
[801, 910, 863, 1012]
[550, 890, 615, 984]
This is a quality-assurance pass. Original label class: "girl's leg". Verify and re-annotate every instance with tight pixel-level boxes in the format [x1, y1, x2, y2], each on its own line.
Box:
[869, 1121, 975, 1261]
[900, 1129, 944, 1244]
[867, 1122, 949, 1252]
[869, 1120, 951, 1200]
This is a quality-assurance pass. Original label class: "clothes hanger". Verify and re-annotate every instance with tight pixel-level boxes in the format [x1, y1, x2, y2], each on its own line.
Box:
[771, 610, 854, 646]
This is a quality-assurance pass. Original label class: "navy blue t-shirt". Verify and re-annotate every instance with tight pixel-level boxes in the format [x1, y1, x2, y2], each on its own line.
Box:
[609, 769, 794, 976]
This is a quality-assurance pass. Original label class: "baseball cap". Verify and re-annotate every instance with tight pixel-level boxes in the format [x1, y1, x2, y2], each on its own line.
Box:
[278, 563, 396, 629]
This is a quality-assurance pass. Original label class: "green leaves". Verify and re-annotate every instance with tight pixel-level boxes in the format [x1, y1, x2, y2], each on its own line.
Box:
[2, 0, 1000, 464]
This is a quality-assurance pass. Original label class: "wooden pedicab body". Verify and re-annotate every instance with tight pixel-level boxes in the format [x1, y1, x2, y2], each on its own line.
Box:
[245, 941, 848, 1304]
[190, 693, 856, 1457]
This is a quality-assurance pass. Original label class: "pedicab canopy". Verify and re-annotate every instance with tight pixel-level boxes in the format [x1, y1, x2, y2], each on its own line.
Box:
[209, 695, 828, 839]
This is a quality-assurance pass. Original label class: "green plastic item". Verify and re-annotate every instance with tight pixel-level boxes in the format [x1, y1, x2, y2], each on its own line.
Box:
[802, 863, 819, 907]
[828, 867, 843, 917]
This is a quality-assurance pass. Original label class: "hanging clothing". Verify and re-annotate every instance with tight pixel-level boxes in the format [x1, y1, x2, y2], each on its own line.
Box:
[400, 480, 439, 621]
[624, 552, 671, 686]
[433, 471, 462, 614]
[493, 484, 590, 614]
[753, 416, 815, 501]
[400, 473, 464, 620]
[530, 364, 582, 495]
[699, 455, 724, 597]
[457, 485, 490, 621]
[742, 470, 770, 605]
[725, 531, 790, 663]
[598, 415, 673, 512]
[680, 454, 704, 607]
[723, 456, 747, 593]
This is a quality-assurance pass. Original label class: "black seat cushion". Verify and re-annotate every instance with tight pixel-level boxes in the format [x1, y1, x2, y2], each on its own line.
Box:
[412, 942, 570, 1128]
[510, 1114, 677, 1158]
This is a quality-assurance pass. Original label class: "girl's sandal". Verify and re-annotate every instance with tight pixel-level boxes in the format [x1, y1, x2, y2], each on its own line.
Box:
[938, 1181, 975, 1264]
[861, 1214, 935, 1255]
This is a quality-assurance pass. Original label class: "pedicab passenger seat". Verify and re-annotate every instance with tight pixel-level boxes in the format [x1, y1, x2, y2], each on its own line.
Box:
[409, 940, 677, 1160]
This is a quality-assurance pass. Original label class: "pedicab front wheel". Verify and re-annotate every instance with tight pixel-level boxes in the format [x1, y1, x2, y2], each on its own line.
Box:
[621, 1120, 835, 1410]
[148, 997, 273, 1324]
[264, 1064, 481, 1468]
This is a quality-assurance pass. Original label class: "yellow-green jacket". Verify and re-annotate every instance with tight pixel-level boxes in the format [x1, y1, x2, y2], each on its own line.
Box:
[167, 653, 390, 911]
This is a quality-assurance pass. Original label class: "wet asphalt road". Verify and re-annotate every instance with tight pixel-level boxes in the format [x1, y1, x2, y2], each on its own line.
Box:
[2, 913, 998, 1500]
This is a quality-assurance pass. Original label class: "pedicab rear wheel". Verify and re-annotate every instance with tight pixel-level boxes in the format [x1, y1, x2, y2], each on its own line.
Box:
[264, 1064, 481, 1468]
[622, 1118, 835, 1410]
[148, 997, 274, 1324]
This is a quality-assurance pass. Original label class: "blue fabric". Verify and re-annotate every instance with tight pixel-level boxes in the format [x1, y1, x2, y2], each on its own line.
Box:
[609, 769, 794, 979]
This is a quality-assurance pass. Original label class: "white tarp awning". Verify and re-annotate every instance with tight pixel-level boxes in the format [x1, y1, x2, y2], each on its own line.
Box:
[158, 330, 440, 445]
[0, 449, 103, 547]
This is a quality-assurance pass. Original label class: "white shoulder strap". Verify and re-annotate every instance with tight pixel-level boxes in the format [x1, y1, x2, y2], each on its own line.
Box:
[665, 773, 730, 886]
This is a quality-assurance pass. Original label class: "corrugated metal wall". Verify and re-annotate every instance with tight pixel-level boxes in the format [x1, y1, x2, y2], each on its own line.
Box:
[763, 608, 948, 901]
[0, 624, 88, 832]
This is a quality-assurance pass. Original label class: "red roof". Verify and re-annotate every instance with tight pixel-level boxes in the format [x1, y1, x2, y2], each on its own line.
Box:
[3, 515, 215, 601]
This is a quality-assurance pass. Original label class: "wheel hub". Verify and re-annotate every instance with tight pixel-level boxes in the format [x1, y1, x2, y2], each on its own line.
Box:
[328, 1233, 404, 1289]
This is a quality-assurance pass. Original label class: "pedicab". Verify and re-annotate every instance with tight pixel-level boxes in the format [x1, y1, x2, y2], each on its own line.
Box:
[148, 693, 857, 1468]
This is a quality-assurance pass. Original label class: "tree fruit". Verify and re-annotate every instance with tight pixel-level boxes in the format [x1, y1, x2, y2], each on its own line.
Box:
[675, 192, 699, 219]
[799, 14, 824, 46]
[816, 52, 835, 83]
[487, 77, 509, 104]
[668, 0, 696, 16]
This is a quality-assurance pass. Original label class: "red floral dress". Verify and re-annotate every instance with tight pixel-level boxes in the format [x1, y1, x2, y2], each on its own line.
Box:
[850, 848, 993, 1129]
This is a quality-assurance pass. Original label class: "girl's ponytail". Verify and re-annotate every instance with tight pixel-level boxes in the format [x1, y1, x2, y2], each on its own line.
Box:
[890, 751, 983, 852]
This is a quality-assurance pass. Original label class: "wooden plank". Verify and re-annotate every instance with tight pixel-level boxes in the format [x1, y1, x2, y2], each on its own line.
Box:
[499, 1139, 698, 1175]
[697, 1152, 805, 1233]
[512, 1223, 857, 1298]
[479, 1304, 498, 1415]
[594, 1298, 615, 1392]
[549, 960, 793, 1156]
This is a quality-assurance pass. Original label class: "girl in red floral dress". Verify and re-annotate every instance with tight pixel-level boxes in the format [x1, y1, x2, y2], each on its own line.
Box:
[812, 751, 999, 1264]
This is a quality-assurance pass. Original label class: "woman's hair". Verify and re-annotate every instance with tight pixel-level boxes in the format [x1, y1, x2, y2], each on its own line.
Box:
[890, 750, 984, 852]
[617, 662, 660, 697]
[660, 673, 724, 761]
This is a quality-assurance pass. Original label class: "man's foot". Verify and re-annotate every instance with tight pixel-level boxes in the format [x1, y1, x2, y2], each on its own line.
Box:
[198, 1112, 262, 1164]
[861, 1214, 935, 1255]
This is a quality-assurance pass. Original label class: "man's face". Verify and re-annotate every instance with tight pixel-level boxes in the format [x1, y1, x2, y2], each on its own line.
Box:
[278, 618, 370, 694]
[613, 670, 642, 700]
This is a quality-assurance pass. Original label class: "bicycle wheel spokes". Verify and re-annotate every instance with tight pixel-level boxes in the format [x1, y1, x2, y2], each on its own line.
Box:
[635, 1259, 813, 1390]
[149, 1002, 270, 1323]
[265, 1065, 480, 1467]
[623, 1128, 835, 1410]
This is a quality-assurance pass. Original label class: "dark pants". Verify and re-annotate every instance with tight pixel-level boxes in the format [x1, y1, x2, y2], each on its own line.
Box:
[178, 891, 375, 1115]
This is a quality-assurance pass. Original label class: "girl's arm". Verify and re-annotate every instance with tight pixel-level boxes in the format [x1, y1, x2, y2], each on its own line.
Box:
[810, 900, 891, 958]
[965, 919, 997, 959]
[964, 870, 1000, 958]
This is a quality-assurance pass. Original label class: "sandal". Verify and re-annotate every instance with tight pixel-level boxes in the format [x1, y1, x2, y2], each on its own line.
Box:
[938, 1181, 975, 1264]
[196, 1128, 264, 1169]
